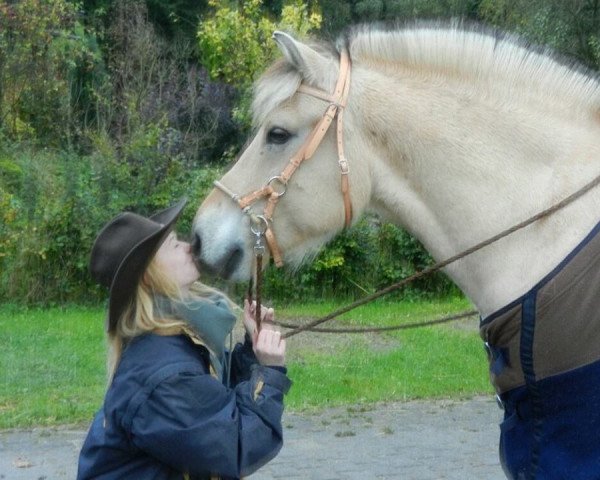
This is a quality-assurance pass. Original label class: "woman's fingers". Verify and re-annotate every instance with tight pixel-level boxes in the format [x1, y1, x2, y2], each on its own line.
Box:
[243, 301, 277, 340]
[253, 327, 286, 366]
[243, 299, 257, 335]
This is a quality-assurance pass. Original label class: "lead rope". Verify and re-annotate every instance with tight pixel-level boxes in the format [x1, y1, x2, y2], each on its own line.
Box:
[276, 309, 479, 333]
[253, 230, 265, 333]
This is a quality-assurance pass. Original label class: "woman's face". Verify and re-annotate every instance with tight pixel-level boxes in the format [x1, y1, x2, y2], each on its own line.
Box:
[154, 232, 200, 291]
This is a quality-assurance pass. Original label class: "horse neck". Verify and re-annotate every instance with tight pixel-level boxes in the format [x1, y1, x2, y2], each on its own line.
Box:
[351, 66, 600, 316]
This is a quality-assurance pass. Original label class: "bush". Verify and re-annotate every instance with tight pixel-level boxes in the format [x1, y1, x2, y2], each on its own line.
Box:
[0, 145, 221, 305]
[0, 140, 455, 305]
[263, 216, 458, 302]
[99, 1, 241, 165]
[197, 0, 322, 134]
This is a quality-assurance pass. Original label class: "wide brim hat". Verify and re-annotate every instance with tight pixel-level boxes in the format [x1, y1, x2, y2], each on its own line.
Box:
[90, 198, 187, 332]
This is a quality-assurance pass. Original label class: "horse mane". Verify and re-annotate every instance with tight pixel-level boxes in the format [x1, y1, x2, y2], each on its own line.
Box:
[348, 22, 600, 113]
[253, 21, 600, 125]
[253, 61, 303, 126]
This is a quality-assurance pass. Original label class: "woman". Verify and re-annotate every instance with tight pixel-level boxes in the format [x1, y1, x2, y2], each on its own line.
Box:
[77, 198, 291, 479]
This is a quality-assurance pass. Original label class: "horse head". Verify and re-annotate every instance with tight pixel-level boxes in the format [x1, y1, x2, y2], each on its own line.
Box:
[192, 32, 370, 280]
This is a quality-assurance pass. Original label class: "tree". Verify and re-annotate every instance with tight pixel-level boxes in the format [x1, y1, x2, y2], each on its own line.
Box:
[197, 0, 322, 90]
[478, 0, 600, 70]
[94, 1, 237, 164]
[0, 0, 97, 147]
[318, 0, 480, 36]
[197, 0, 321, 135]
[315, 0, 600, 73]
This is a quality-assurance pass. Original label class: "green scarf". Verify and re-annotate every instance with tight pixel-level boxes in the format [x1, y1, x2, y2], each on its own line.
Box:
[154, 294, 236, 381]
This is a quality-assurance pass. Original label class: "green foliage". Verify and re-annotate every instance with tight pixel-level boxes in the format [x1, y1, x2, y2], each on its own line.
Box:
[97, 1, 239, 164]
[590, 35, 600, 65]
[145, 0, 210, 41]
[0, 143, 221, 304]
[477, 0, 600, 70]
[198, 0, 322, 89]
[197, 0, 322, 137]
[0, 0, 100, 147]
[317, 0, 600, 74]
[319, 0, 479, 35]
[0, 187, 18, 265]
[0, 156, 23, 191]
[0, 1, 237, 304]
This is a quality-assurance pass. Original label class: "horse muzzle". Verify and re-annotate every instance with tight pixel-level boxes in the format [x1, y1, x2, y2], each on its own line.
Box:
[191, 225, 252, 281]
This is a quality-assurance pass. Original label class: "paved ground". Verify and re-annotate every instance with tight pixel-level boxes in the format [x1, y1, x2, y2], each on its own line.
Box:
[0, 396, 505, 479]
[261, 396, 506, 480]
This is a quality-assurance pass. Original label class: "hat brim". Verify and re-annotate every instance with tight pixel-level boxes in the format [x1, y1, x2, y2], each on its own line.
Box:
[107, 198, 187, 332]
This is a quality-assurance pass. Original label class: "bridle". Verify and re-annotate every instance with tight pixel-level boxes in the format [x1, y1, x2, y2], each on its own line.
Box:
[214, 48, 352, 269]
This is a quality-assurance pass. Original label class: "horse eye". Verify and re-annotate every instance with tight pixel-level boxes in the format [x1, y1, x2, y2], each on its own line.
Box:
[266, 127, 291, 145]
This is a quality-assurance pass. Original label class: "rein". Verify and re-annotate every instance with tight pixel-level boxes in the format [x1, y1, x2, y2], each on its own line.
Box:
[276, 309, 479, 333]
[281, 171, 600, 338]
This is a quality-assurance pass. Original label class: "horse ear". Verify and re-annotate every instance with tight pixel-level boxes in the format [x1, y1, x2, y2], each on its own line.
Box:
[273, 31, 332, 85]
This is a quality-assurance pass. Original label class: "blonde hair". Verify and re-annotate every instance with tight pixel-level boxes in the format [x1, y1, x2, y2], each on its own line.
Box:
[106, 256, 238, 384]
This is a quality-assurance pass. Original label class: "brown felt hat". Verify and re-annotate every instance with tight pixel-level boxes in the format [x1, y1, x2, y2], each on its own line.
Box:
[89, 198, 187, 332]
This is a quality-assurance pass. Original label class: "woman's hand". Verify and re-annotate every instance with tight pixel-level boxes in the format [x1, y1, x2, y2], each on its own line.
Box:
[252, 327, 286, 367]
[243, 299, 274, 335]
[243, 300, 285, 367]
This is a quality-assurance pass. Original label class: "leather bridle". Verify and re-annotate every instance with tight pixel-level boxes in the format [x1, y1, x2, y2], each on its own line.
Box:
[214, 48, 352, 267]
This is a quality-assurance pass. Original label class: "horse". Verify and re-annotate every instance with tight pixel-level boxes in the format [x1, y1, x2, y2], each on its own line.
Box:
[193, 23, 600, 479]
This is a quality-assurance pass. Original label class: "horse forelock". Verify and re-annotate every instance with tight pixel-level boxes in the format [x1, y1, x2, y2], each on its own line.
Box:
[252, 41, 340, 127]
[346, 21, 600, 113]
[252, 60, 302, 127]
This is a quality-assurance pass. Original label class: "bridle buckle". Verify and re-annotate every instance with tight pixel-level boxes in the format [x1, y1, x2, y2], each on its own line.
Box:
[339, 158, 349, 174]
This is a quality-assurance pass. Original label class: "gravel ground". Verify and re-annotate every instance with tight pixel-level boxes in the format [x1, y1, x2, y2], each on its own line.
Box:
[0, 395, 506, 480]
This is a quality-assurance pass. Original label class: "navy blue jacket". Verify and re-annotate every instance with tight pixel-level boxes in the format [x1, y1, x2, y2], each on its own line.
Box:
[77, 333, 291, 479]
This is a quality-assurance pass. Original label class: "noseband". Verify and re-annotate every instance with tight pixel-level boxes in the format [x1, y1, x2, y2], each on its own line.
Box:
[214, 49, 352, 267]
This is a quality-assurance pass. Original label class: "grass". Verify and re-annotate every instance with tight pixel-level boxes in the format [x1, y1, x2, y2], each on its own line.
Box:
[0, 305, 106, 429]
[279, 296, 492, 409]
[0, 297, 493, 429]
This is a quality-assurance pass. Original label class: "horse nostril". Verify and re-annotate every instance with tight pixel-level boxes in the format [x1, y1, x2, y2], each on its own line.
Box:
[222, 245, 243, 278]
[191, 233, 202, 258]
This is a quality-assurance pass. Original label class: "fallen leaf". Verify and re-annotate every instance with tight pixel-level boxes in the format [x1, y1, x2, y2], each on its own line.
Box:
[13, 457, 33, 468]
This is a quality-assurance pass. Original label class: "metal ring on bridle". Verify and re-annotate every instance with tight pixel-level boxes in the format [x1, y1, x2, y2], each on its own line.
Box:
[267, 176, 287, 197]
[250, 215, 269, 236]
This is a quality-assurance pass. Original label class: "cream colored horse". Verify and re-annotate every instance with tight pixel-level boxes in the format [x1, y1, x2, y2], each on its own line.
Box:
[193, 24, 600, 319]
